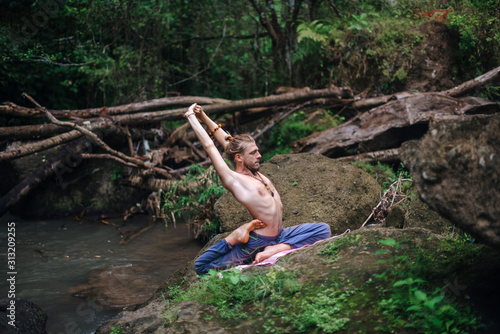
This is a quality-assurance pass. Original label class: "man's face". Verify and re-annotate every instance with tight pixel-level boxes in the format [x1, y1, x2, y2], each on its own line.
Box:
[240, 142, 262, 173]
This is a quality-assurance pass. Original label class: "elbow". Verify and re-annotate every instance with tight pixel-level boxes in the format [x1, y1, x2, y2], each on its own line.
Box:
[202, 140, 216, 152]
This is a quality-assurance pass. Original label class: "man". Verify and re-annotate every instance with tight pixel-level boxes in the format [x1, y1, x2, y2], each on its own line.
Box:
[184, 103, 330, 275]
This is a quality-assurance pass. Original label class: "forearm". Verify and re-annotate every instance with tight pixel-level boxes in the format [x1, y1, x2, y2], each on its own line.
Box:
[199, 111, 228, 149]
[184, 104, 235, 187]
[186, 113, 214, 151]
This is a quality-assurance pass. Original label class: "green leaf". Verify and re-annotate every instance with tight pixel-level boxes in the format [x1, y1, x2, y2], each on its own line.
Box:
[393, 278, 414, 287]
[375, 249, 388, 255]
[406, 305, 422, 312]
[424, 295, 444, 309]
[414, 290, 427, 301]
[230, 276, 240, 284]
[378, 238, 397, 247]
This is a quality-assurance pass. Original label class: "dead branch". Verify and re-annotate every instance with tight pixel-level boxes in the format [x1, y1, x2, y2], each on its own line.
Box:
[81, 153, 172, 178]
[22, 93, 171, 178]
[442, 65, 500, 97]
[360, 176, 412, 228]
[181, 136, 207, 160]
[252, 102, 310, 140]
[119, 223, 156, 245]
[0, 123, 67, 140]
[0, 129, 84, 161]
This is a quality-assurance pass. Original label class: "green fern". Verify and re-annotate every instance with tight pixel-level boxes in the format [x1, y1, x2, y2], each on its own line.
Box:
[297, 20, 332, 44]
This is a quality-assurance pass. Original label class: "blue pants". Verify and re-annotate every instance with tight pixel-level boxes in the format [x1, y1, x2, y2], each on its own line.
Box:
[194, 223, 331, 275]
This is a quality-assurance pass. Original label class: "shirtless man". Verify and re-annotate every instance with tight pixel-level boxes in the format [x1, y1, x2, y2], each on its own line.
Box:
[184, 103, 331, 275]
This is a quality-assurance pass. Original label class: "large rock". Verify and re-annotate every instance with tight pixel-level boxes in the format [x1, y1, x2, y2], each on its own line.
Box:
[401, 114, 500, 248]
[0, 299, 47, 334]
[214, 153, 381, 234]
[67, 264, 162, 309]
[403, 196, 455, 235]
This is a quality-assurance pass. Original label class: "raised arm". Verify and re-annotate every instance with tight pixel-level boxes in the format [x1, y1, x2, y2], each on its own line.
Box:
[184, 104, 236, 188]
[194, 105, 229, 149]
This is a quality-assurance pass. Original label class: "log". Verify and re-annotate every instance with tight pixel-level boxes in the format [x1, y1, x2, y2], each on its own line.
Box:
[0, 85, 351, 142]
[349, 66, 500, 110]
[0, 123, 67, 140]
[28, 94, 159, 170]
[0, 129, 84, 161]
[293, 93, 500, 157]
[350, 92, 413, 110]
[1, 96, 230, 118]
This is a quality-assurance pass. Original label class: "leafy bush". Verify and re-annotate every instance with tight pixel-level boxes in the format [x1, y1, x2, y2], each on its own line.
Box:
[447, 0, 500, 83]
[261, 110, 344, 161]
[373, 237, 484, 333]
[160, 164, 227, 240]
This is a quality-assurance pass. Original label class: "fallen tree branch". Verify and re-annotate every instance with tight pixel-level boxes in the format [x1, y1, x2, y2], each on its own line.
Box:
[1, 85, 352, 143]
[21, 93, 171, 178]
[119, 223, 156, 245]
[0, 129, 84, 161]
[1, 96, 230, 118]
[81, 153, 173, 178]
[442, 65, 500, 97]
[252, 102, 310, 140]
[0, 123, 68, 140]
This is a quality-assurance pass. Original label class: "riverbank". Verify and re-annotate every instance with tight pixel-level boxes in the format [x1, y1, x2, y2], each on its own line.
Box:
[0, 214, 202, 333]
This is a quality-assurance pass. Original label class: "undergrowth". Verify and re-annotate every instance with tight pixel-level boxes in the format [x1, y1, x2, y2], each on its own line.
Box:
[261, 110, 344, 161]
[371, 236, 485, 333]
[160, 164, 227, 241]
[352, 161, 413, 193]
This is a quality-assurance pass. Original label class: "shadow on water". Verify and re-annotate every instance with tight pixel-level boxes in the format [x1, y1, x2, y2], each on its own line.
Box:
[0, 214, 202, 333]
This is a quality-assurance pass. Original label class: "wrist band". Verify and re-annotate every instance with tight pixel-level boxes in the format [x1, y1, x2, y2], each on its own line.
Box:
[184, 111, 195, 118]
[208, 124, 222, 136]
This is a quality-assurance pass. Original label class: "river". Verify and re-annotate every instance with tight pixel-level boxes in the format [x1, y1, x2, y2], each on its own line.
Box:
[0, 213, 202, 333]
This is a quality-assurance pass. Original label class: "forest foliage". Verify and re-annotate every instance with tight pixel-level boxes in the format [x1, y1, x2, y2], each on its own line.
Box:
[1, 0, 499, 114]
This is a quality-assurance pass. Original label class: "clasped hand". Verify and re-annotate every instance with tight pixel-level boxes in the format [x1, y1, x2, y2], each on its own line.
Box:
[184, 103, 203, 118]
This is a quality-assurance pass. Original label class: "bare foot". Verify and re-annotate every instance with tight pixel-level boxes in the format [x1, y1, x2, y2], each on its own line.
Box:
[225, 219, 266, 246]
[253, 243, 291, 264]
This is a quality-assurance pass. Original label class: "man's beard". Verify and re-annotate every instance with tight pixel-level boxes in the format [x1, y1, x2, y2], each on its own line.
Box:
[244, 162, 260, 174]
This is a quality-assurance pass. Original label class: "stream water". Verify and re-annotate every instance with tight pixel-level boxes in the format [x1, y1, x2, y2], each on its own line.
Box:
[0, 213, 202, 333]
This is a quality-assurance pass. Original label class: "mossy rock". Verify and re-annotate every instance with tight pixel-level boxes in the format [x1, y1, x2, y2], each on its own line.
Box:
[215, 153, 381, 235]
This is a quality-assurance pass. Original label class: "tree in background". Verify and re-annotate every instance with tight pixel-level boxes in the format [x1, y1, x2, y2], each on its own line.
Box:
[0, 0, 498, 112]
